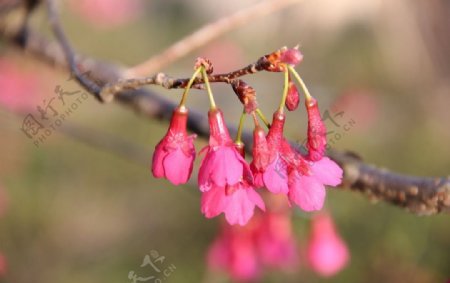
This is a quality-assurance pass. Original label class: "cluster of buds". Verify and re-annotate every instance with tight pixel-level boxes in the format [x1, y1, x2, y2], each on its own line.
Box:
[151, 48, 343, 226]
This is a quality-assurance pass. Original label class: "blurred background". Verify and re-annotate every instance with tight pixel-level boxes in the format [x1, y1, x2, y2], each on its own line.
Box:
[0, 0, 449, 282]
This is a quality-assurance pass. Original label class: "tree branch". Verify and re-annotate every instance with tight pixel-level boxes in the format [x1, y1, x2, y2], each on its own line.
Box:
[1, 3, 449, 215]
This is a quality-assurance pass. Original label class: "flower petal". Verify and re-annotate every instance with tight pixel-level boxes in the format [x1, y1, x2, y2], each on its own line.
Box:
[162, 147, 194, 185]
[311, 157, 343, 186]
[263, 158, 289, 194]
[151, 141, 167, 178]
[201, 187, 229, 218]
[289, 174, 326, 211]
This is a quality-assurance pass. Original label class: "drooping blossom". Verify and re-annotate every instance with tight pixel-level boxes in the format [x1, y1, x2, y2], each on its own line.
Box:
[199, 108, 264, 225]
[307, 213, 349, 277]
[68, 0, 143, 29]
[250, 126, 270, 189]
[151, 106, 196, 185]
[251, 111, 290, 195]
[305, 97, 327, 161]
[250, 110, 342, 212]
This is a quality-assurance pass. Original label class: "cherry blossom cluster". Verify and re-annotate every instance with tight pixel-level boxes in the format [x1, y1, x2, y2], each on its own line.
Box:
[151, 47, 343, 226]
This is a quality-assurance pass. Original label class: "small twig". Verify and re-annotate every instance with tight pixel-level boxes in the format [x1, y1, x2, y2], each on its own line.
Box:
[126, 0, 302, 76]
[100, 60, 269, 101]
[45, 0, 102, 100]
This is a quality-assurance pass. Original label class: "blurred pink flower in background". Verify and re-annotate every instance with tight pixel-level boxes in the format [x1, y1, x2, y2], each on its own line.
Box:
[0, 58, 41, 112]
[331, 87, 380, 131]
[256, 210, 299, 269]
[207, 222, 261, 282]
[0, 253, 6, 277]
[68, 0, 143, 29]
[307, 212, 349, 277]
[207, 201, 299, 282]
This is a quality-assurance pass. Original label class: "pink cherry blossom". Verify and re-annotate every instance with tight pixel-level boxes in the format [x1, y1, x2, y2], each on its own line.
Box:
[201, 181, 265, 226]
[250, 126, 271, 188]
[68, 0, 143, 29]
[306, 97, 327, 161]
[307, 213, 349, 277]
[255, 111, 290, 194]
[151, 106, 196, 185]
[199, 109, 264, 225]
[198, 109, 251, 191]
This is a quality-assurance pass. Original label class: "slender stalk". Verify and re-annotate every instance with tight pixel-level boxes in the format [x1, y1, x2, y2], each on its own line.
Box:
[179, 67, 202, 106]
[278, 68, 289, 112]
[288, 65, 312, 101]
[235, 109, 246, 143]
[255, 108, 270, 128]
[201, 67, 217, 109]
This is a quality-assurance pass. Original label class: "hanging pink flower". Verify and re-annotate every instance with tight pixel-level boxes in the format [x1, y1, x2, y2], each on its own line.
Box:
[151, 106, 196, 185]
[201, 180, 265, 226]
[255, 111, 290, 195]
[307, 213, 350, 277]
[199, 109, 264, 225]
[250, 126, 271, 188]
[306, 97, 327, 161]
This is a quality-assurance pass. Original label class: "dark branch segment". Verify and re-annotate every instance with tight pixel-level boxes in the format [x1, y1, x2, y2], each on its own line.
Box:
[328, 151, 450, 215]
[1, 6, 449, 215]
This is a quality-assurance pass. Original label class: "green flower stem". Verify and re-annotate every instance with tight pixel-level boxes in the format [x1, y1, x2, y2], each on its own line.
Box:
[179, 67, 202, 107]
[255, 108, 270, 128]
[287, 65, 313, 101]
[235, 109, 246, 144]
[278, 68, 290, 112]
[201, 67, 217, 109]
